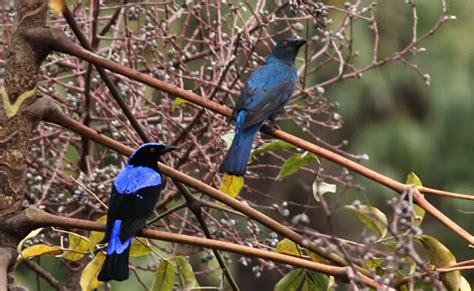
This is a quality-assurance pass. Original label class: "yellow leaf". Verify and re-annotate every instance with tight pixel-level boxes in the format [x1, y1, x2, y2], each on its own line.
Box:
[419, 235, 467, 290]
[49, 0, 65, 15]
[17, 228, 43, 254]
[275, 238, 300, 257]
[302, 249, 326, 264]
[406, 172, 425, 226]
[219, 174, 244, 199]
[171, 98, 189, 112]
[174, 256, 199, 289]
[88, 215, 107, 251]
[63, 233, 89, 261]
[20, 244, 63, 260]
[459, 276, 471, 291]
[80, 253, 105, 291]
[130, 238, 153, 257]
[345, 205, 388, 239]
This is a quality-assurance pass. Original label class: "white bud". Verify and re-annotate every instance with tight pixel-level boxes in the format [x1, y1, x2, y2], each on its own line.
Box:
[423, 73, 431, 86]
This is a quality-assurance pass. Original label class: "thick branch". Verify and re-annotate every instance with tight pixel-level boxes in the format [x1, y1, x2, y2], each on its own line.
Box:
[21, 206, 379, 288]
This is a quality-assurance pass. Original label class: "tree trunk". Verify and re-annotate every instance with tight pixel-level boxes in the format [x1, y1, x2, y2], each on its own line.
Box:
[0, 1, 53, 289]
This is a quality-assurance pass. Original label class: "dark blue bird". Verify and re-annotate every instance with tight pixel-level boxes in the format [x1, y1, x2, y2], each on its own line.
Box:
[98, 143, 175, 282]
[219, 38, 307, 176]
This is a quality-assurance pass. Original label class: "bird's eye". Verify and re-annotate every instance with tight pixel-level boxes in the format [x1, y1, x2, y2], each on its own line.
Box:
[149, 148, 156, 153]
[282, 40, 289, 46]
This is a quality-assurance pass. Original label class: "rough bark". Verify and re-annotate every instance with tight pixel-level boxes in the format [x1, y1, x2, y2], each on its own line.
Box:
[0, 1, 53, 289]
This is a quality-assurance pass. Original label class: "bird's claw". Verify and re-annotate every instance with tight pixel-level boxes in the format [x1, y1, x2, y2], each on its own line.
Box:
[265, 120, 281, 131]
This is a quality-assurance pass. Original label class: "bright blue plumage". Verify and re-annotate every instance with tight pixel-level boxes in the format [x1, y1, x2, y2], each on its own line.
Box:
[98, 143, 175, 282]
[107, 220, 132, 255]
[219, 38, 307, 176]
[114, 166, 162, 194]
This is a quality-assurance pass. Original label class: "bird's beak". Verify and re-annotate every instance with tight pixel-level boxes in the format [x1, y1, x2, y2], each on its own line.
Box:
[295, 39, 308, 48]
[161, 145, 177, 153]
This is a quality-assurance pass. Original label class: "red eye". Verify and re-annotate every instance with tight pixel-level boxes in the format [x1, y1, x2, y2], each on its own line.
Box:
[149, 148, 156, 153]
[282, 40, 289, 46]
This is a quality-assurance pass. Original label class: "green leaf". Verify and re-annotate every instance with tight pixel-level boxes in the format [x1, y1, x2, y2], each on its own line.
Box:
[219, 174, 244, 200]
[152, 260, 176, 291]
[380, 237, 397, 250]
[63, 233, 89, 261]
[130, 238, 153, 257]
[302, 270, 330, 291]
[252, 140, 295, 156]
[88, 215, 107, 251]
[406, 172, 425, 226]
[345, 205, 388, 239]
[171, 97, 189, 112]
[363, 257, 384, 270]
[175, 256, 199, 289]
[20, 244, 63, 260]
[277, 151, 318, 180]
[80, 252, 105, 291]
[312, 180, 336, 202]
[66, 145, 80, 170]
[274, 269, 305, 291]
[275, 238, 300, 257]
[418, 235, 468, 290]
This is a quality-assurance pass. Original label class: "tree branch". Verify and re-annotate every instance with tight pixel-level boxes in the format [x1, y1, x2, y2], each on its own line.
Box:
[0, 249, 14, 291]
[43, 108, 376, 279]
[22, 260, 62, 291]
[25, 28, 473, 245]
[21, 206, 380, 288]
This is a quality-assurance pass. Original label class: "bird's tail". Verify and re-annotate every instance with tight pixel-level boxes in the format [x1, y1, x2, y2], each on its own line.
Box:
[98, 219, 132, 282]
[219, 112, 262, 176]
[97, 247, 130, 282]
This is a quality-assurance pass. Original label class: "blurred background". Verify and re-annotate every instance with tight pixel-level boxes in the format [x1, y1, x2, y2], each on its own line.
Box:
[332, 0, 473, 262]
[330, 0, 474, 285]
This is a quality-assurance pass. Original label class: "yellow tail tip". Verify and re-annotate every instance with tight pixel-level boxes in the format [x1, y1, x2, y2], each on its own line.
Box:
[219, 173, 244, 199]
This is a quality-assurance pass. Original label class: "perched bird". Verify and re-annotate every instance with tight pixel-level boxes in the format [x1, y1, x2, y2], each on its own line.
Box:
[219, 38, 307, 176]
[98, 143, 175, 282]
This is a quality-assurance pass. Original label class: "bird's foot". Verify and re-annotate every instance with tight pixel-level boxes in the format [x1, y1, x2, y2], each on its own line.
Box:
[265, 119, 281, 131]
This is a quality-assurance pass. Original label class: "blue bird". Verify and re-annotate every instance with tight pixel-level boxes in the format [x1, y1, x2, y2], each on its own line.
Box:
[219, 38, 307, 176]
[98, 143, 175, 282]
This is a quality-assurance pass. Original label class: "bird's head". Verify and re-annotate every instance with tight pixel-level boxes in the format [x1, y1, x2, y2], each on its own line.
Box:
[127, 143, 176, 167]
[270, 38, 308, 63]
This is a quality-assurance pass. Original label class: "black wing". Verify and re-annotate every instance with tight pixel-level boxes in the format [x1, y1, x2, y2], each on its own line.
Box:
[233, 62, 296, 129]
[103, 185, 162, 243]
